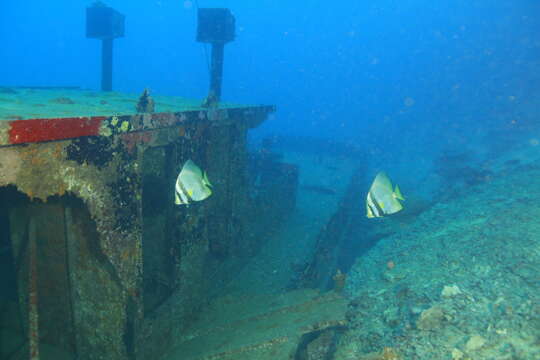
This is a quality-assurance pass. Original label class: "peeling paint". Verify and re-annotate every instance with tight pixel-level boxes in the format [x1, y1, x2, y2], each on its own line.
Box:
[1, 105, 275, 360]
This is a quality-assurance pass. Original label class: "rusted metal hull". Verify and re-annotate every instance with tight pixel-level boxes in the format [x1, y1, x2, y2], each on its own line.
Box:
[0, 103, 275, 359]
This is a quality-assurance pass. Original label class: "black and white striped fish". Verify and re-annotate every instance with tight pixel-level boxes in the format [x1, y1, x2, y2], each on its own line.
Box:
[366, 172, 404, 218]
[175, 160, 213, 205]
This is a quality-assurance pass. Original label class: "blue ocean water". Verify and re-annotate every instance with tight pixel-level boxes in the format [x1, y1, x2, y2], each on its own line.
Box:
[1, 1, 536, 140]
[1, 1, 539, 359]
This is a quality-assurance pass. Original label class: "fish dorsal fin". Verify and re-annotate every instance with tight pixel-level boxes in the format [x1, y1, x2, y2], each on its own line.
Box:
[373, 172, 392, 190]
[393, 185, 405, 201]
[182, 159, 203, 177]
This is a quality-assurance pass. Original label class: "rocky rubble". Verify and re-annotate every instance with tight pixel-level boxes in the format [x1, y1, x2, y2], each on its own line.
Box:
[337, 164, 540, 359]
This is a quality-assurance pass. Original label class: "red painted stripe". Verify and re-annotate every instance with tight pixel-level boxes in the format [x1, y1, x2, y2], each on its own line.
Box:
[8, 116, 105, 144]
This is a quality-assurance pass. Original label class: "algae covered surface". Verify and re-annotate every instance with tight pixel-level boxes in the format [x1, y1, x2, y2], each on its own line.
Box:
[340, 162, 540, 360]
[0, 87, 245, 121]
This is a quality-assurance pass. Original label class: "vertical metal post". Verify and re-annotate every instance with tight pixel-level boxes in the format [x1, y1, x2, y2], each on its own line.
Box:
[209, 43, 225, 102]
[28, 218, 40, 360]
[101, 38, 114, 92]
[64, 206, 81, 359]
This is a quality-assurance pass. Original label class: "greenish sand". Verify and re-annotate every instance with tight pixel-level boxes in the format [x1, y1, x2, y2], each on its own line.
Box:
[0, 87, 243, 121]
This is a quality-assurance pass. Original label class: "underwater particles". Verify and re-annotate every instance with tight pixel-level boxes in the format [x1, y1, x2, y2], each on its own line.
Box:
[175, 159, 213, 205]
[366, 172, 405, 218]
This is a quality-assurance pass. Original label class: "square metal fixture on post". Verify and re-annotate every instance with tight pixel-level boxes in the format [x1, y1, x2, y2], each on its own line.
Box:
[196, 8, 236, 107]
[86, 2, 125, 92]
[86, 2, 125, 40]
[197, 8, 235, 44]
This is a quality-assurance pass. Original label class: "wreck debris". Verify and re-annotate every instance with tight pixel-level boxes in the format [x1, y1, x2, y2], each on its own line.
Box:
[201, 91, 218, 109]
[136, 89, 155, 113]
[0, 88, 275, 360]
[158, 289, 348, 360]
[332, 269, 346, 293]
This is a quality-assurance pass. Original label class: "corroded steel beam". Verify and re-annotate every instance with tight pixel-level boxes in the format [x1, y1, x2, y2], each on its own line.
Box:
[0, 106, 275, 147]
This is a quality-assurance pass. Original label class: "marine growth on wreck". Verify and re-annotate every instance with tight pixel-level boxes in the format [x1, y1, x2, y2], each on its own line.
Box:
[1, 1, 539, 360]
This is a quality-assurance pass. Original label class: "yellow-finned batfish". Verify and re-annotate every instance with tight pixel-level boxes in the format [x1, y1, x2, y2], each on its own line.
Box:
[366, 172, 404, 218]
[175, 159, 212, 205]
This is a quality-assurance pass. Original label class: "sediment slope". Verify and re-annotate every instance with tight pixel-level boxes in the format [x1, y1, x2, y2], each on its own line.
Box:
[341, 163, 540, 359]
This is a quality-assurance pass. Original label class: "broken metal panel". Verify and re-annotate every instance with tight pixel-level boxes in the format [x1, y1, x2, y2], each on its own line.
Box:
[141, 145, 176, 313]
[296, 167, 366, 291]
[7, 196, 132, 359]
[64, 198, 131, 360]
[0, 91, 275, 359]
[30, 203, 75, 352]
[10, 202, 76, 356]
[0, 138, 144, 291]
[0, 138, 144, 359]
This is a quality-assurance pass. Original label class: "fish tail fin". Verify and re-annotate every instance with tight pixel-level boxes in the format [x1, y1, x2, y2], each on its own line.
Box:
[393, 185, 405, 201]
[203, 172, 212, 187]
